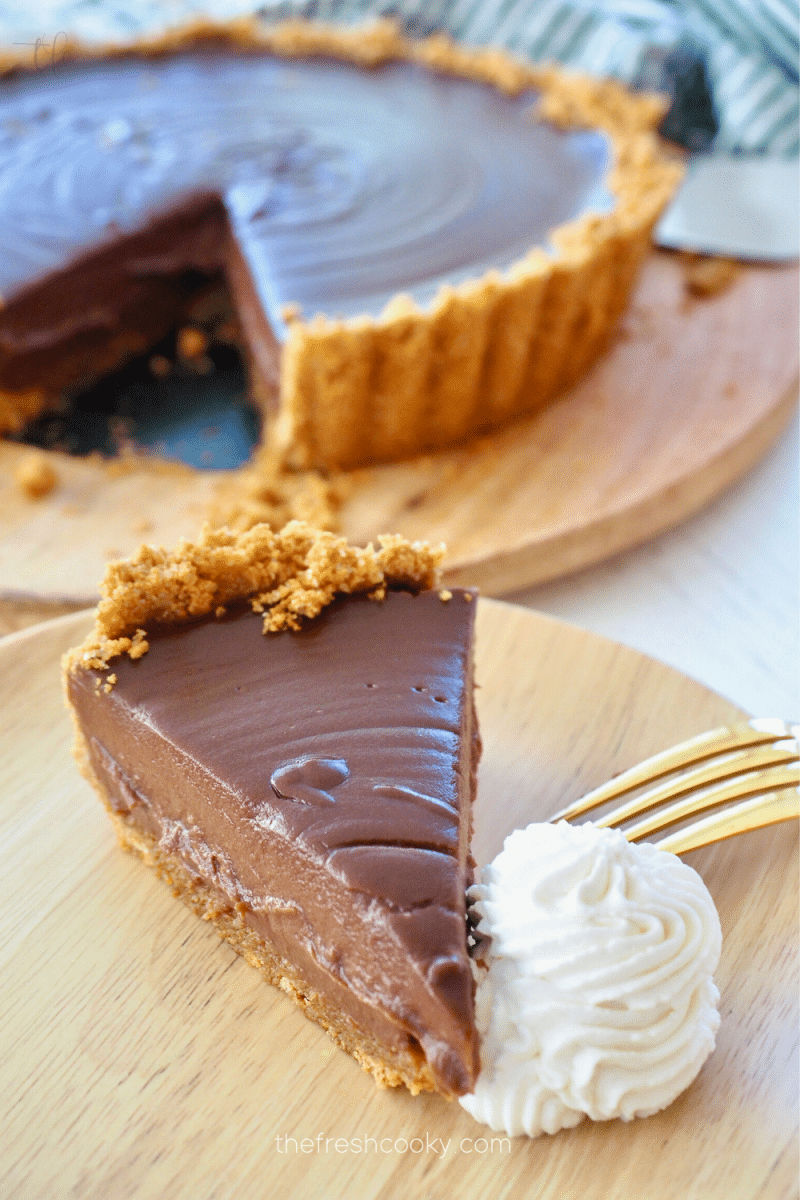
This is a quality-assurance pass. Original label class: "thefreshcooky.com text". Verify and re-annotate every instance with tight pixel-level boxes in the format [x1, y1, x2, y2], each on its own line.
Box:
[275, 1132, 511, 1157]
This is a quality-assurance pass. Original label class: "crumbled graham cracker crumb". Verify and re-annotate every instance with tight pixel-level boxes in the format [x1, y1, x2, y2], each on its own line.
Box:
[63, 521, 444, 675]
[14, 451, 58, 499]
[680, 252, 741, 299]
[99, 672, 118, 694]
[127, 629, 150, 659]
[176, 326, 209, 360]
[208, 445, 344, 535]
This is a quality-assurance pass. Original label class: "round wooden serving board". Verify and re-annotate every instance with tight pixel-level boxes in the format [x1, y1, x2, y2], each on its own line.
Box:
[0, 602, 796, 1200]
[0, 252, 796, 620]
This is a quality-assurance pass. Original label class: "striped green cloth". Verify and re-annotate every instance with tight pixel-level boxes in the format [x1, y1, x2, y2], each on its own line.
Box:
[1, 0, 796, 153]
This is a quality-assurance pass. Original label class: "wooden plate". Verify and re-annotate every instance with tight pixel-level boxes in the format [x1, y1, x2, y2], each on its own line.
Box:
[0, 252, 797, 612]
[0, 602, 796, 1200]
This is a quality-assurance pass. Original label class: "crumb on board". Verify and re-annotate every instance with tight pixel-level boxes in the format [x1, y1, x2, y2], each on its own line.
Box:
[680, 252, 741, 299]
[13, 451, 59, 499]
[208, 445, 345, 535]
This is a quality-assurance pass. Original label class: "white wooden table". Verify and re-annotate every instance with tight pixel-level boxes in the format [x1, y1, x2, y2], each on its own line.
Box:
[511, 409, 799, 719]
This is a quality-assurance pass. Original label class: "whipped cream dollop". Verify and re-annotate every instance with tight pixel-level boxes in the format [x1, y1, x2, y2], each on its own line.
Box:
[459, 821, 721, 1138]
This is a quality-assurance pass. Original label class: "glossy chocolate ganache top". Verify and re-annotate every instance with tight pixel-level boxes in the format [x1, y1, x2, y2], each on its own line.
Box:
[0, 48, 611, 336]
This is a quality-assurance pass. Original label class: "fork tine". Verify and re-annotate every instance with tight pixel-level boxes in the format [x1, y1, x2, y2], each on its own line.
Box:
[617, 765, 800, 841]
[590, 747, 799, 830]
[550, 718, 796, 824]
[652, 789, 800, 855]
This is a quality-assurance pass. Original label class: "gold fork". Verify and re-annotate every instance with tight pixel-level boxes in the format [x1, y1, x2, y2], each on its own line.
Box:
[550, 717, 799, 855]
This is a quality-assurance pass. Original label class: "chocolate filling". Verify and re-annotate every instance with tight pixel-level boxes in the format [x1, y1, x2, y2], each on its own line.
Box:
[0, 49, 610, 406]
[68, 588, 481, 1096]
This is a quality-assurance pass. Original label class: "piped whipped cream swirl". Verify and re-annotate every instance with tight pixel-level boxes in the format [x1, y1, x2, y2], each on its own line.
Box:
[460, 821, 721, 1138]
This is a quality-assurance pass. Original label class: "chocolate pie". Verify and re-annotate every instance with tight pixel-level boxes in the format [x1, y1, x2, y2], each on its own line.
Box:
[1, 18, 681, 476]
[63, 522, 481, 1096]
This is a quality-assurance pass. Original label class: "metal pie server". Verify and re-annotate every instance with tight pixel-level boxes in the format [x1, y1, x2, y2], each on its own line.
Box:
[656, 154, 799, 261]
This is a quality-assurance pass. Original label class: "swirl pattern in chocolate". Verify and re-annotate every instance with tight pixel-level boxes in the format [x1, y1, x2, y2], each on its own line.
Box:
[0, 51, 611, 331]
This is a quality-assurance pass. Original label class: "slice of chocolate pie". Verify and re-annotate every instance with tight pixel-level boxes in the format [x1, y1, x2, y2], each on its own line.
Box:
[63, 522, 481, 1097]
[1, 18, 682, 474]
